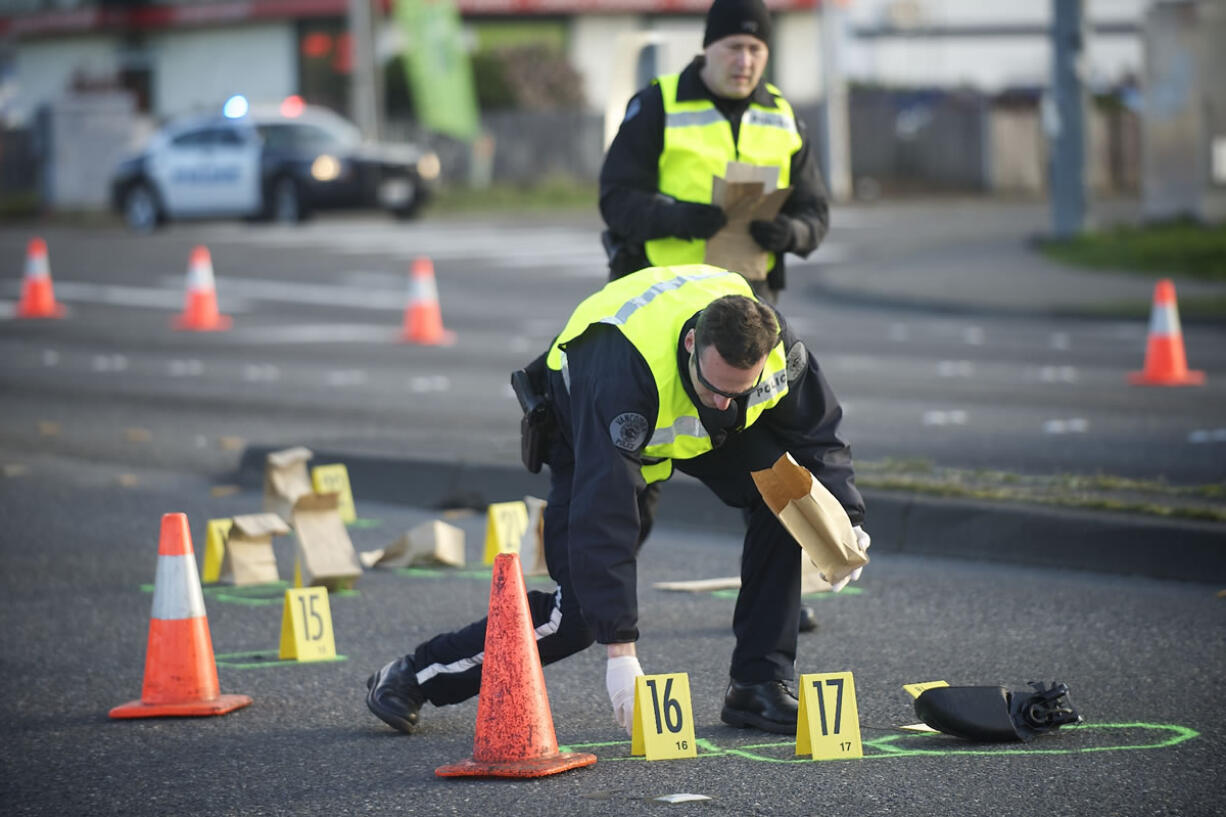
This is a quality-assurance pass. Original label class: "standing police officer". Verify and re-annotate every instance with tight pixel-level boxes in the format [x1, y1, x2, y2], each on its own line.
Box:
[366, 265, 868, 737]
[599, 0, 829, 305]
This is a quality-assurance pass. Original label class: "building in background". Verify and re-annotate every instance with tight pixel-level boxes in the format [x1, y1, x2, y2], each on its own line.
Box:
[5, 0, 1206, 208]
[0, 0, 1149, 126]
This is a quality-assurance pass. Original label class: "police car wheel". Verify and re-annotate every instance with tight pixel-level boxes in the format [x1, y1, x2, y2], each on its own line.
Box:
[123, 184, 160, 233]
[271, 177, 303, 224]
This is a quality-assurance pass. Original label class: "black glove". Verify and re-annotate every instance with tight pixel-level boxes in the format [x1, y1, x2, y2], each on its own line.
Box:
[750, 214, 799, 254]
[663, 201, 727, 240]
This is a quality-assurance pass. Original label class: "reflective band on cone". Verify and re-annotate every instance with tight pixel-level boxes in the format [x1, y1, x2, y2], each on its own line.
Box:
[16, 237, 66, 319]
[1128, 279, 1204, 387]
[173, 246, 232, 332]
[402, 256, 455, 346]
[110, 513, 251, 719]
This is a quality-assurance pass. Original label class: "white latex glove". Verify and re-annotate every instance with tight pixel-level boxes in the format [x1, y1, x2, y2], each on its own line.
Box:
[606, 655, 644, 736]
[829, 525, 871, 592]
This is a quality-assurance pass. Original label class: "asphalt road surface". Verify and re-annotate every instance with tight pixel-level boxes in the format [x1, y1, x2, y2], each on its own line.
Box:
[1, 208, 1223, 816]
[0, 455, 1222, 817]
[1, 209, 1224, 484]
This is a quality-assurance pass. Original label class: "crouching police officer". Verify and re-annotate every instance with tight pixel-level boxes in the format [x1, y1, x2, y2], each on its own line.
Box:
[366, 264, 868, 737]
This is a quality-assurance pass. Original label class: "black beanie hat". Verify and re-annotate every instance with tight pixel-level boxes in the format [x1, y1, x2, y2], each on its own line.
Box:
[703, 0, 773, 47]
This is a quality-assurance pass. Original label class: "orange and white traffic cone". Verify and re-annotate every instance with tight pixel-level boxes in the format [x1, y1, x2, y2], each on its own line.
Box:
[110, 513, 252, 719]
[401, 256, 455, 346]
[1128, 278, 1205, 386]
[16, 237, 66, 319]
[436, 552, 596, 778]
[173, 246, 231, 331]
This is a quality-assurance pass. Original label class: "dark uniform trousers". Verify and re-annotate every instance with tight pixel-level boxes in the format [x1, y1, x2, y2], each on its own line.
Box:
[411, 418, 801, 708]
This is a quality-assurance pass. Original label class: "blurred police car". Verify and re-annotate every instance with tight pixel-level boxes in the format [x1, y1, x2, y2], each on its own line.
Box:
[111, 96, 441, 232]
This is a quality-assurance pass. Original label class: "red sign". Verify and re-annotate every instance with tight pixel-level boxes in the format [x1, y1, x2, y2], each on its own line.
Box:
[1, 0, 820, 39]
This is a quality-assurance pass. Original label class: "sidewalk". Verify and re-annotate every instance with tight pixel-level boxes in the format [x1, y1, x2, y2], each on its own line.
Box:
[810, 197, 1226, 318]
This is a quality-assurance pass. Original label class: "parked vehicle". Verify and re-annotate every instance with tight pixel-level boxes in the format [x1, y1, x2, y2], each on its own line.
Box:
[111, 97, 440, 232]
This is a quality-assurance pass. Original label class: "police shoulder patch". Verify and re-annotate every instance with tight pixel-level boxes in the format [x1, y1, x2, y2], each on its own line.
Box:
[610, 412, 650, 452]
[786, 341, 808, 382]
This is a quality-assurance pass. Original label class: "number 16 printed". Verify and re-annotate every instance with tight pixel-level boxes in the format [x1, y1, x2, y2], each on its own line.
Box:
[630, 673, 698, 760]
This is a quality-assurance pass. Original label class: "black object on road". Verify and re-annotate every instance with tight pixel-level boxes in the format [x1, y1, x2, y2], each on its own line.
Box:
[915, 681, 1083, 741]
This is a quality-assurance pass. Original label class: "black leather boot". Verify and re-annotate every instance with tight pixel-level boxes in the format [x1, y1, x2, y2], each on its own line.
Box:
[799, 605, 819, 633]
[366, 656, 425, 734]
[720, 678, 799, 734]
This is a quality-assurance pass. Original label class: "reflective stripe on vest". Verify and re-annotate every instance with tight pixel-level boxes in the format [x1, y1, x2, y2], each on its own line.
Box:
[546, 265, 789, 483]
[647, 74, 803, 271]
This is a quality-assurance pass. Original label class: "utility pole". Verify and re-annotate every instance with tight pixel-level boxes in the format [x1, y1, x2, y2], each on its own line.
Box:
[1050, 0, 1087, 237]
[820, 0, 852, 202]
[348, 0, 382, 140]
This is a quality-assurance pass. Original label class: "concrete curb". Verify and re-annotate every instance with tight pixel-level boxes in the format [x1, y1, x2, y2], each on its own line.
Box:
[236, 445, 1226, 585]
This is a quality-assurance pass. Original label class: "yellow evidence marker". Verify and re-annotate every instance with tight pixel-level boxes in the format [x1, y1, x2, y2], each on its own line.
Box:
[899, 680, 948, 732]
[278, 586, 337, 662]
[310, 464, 357, 524]
[630, 673, 698, 760]
[201, 518, 233, 584]
[482, 500, 529, 564]
[796, 671, 863, 760]
[903, 680, 949, 699]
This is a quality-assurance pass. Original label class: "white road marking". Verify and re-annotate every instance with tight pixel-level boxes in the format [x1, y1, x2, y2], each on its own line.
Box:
[242, 363, 280, 382]
[41, 281, 229, 311]
[937, 360, 975, 377]
[326, 369, 368, 387]
[409, 375, 450, 393]
[168, 359, 204, 377]
[1038, 365, 1078, 383]
[923, 409, 968, 426]
[168, 276, 400, 311]
[42, 349, 59, 367]
[1043, 418, 1089, 434]
[227, 324, 400, 344]
[92, 354, 128, 372]
[1188, 429, 1226, 443]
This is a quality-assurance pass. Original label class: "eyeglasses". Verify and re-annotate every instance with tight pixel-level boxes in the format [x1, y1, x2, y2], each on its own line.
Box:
[690, 345, 764, 400]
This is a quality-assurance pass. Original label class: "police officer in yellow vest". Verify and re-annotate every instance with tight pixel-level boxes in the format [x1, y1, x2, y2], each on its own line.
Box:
[366, 265, 868, 738]
[600, 0, 829, 305]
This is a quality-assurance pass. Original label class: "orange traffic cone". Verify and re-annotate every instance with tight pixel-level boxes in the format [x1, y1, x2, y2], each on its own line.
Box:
[402, 256, 455, 345]
[16, 237, 65, 319]
[1128, 279, 1205, 386]
[173, 246, 231, 331]
[436, 552, 596, 778]
[110, 513, 252, 718]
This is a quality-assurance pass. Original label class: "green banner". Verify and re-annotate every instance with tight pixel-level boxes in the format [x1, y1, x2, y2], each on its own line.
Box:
[395, 0, 480, 141]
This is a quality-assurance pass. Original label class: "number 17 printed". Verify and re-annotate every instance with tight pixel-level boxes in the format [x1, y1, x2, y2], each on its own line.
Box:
[796, 671, 863, 760]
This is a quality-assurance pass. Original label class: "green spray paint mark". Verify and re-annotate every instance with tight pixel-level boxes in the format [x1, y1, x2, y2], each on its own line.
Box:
[710, 586, 865, 601]
[396, 567, 494, 580]
[557, 723, 1198, 763]
[393, 566, 553, 585]
[215, 650, 348, 670]
[141, 581, 359, 607]
[348, 518, 383, 530]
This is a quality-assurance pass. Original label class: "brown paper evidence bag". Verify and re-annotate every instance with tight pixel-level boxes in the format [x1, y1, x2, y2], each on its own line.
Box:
[750, 453, 868, 585]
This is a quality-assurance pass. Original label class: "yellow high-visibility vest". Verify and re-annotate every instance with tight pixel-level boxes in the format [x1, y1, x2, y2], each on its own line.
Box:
[546, 265, 789, 484]
[646, 74, 803, 272]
